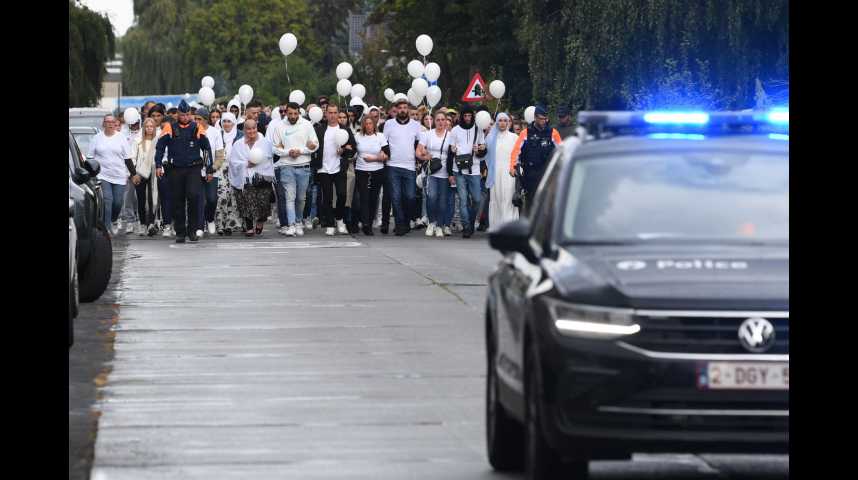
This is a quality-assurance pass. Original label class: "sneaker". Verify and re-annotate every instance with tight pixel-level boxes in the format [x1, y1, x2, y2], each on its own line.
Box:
[175, 237, 186, 244]
[435, 226, 444, 238]
[295, 224, 304, 237]
[147, 224, 158, 237]
[325, 227, 335, 236]
[188, 233, 199, 243]
[336, 220, 347, 234]
[285, 225, 296, 237]
[425, 223, 436, 237]
[195, 229, 204, 238]
[312, 217, 320, 227]
[125, 221, 136, 234]
[274, 218, 280, 228]
[207, 222, 216, 235]
[161, 225, 171, 237]
[136, 224, 147, 236]
[110, 222, 120, 236]
[278, 226, 288, 236]
[303, 219, 314, 230]
[374, 218, 382, 228]
[443, 226, 452, 236]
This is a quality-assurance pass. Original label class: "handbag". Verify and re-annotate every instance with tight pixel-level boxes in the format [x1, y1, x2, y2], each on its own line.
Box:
[455, 154, 474, 174]
[429, 130, 447, 174]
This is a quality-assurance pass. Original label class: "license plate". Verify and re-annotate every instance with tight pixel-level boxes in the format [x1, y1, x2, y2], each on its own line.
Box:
[698, 362, 789, 390]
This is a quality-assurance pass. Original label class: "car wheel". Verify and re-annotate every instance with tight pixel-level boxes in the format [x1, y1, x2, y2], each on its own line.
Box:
[79, 227, 112, 302]
[525, 342, 589, 480]
[486, 323, 524, 470]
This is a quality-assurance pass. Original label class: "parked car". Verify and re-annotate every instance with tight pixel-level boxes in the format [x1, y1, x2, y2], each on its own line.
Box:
[485, 110, 789, 479]
[68, 130, 112, 302]
[69, 107, 112, 130]
[69, 198, 78, 348]
[69, 126, 99, 158]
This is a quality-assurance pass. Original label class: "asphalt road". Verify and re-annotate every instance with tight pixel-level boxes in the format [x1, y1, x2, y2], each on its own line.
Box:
[70, 226, 788, 479]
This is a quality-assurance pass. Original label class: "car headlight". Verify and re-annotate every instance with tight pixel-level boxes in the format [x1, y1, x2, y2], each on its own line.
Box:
[545, 298, 640, 339]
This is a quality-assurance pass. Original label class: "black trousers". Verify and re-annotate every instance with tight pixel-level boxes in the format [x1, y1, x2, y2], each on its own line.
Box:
[317, 171, 346, 228]
[134, 177, 155, 226]
[168, 166, 202, 237]
[356, 169, 384, 229]
[379, 166, 392, 228]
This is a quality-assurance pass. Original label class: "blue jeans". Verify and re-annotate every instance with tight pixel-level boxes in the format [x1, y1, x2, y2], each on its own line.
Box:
[426, 176, 450, 226]
[455, 173, 481, 231]
[101, 181, 126, 228]
[276, 165, 312, 226]
[386, 166, 416, 230]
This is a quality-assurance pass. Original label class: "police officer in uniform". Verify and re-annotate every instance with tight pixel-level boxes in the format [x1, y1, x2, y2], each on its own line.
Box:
[508, 104, 562, 214]
[155, 100, 214, 243]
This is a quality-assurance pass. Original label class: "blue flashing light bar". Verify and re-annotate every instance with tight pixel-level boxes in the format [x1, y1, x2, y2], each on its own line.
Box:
[648, 133, 706, 140]
[643, 112, 710, 125]
[768, 133, 789, 141]
[766, 109, 789, 125]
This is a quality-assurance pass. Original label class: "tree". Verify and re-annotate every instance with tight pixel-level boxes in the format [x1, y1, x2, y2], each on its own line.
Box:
[69, 1, 115, 107]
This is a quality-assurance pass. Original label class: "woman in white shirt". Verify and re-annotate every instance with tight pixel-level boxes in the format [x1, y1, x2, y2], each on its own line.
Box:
[354, 116, 390, 236]
[485, 112, 519, 227]
[88, 114, 132, 235]
[417, 111, 452, 238]
[227, 119, 274, 237]
[129, 118, 160, 235]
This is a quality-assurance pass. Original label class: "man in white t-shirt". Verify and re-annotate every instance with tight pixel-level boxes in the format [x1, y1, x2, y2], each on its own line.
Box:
[382, 98, 423, 236]
[446, 105, 486, 238]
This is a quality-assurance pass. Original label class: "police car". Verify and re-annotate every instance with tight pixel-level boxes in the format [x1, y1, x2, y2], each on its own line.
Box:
[484, 110, 788, 479]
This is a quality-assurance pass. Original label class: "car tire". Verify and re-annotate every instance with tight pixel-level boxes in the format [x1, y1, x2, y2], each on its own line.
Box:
[525, 342, 589, 480]
[486, 324, 525, 471]
[79, 227, 112, 302]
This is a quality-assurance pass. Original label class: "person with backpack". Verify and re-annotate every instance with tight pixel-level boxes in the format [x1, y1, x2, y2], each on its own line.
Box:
[508, 104, 563, 214]
[154, 100, 214, 243]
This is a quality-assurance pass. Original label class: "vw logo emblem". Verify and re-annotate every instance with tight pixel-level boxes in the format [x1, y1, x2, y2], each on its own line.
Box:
[737, 317, 776, 353]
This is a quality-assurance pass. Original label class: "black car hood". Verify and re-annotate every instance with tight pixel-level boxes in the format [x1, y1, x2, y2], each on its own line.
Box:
[542, 244, 789, 311]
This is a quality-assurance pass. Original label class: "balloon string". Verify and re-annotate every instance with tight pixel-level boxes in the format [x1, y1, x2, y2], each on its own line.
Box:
[285, 57, 291, 85]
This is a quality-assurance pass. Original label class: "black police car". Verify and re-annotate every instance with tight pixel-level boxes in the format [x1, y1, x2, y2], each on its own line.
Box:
[484, 110, 788, 479]
[68, 131, 113, 307]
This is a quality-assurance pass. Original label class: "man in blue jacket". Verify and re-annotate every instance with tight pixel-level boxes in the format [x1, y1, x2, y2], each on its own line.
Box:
[155, 100, 214, 243]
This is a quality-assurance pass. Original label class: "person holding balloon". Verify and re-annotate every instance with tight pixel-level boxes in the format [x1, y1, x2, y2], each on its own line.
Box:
[227, 119, 274, 237]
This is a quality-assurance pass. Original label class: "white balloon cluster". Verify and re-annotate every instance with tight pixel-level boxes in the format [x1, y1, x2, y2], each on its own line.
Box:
[389, 34, 442, 109]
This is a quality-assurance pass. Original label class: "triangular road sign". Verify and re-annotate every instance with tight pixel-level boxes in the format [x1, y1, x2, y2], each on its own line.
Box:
[461, 72, 487, 102]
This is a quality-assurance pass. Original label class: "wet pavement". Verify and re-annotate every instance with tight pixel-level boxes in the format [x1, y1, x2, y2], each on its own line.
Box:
[72, 226, 788, 479]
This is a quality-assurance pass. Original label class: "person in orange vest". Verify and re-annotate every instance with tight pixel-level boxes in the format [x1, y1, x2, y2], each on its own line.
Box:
[508, 105, 562, 213]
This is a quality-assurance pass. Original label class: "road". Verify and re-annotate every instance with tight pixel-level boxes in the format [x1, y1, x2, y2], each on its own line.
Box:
[70, 227, 788, 479]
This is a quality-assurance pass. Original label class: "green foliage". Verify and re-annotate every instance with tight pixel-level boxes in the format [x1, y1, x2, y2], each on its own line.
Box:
[69, 1, 115, 107]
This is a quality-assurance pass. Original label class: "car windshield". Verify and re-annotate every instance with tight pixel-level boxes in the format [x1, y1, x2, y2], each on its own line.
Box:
[72, 132, 95, 155]
[562, 149, 789, 244]
[69, 116, 103, 129]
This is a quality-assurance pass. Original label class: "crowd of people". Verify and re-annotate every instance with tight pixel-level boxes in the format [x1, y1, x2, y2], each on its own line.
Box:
[85, 95, 571, 243]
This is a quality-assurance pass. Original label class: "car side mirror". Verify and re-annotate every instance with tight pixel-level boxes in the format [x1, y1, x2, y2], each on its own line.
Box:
[488, 218, 538, 262]
[72, 167, 91, 185]
[69, 199, 75, 218]
[84, 158, 101, 176]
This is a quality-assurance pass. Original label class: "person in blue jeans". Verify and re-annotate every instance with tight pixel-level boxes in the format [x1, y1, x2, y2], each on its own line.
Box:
[87, 114, 132, 235]
[381, 99, 423, 235]
[271, 102, 319, 236]
[445, 105, 486, 238]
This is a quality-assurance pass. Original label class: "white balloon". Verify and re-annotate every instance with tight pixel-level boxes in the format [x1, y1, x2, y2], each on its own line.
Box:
[336, 79, 353, 97]
[407, 60, 425, 79]
[289, 89, 306, 106]
[424, 62, 441, 82]
[349, 96, 367, 108]
[384, 88, 395, 102]
[198, 86, 215, 106]
[279, 33, 298, 56]
[394, 93, 408, 103]
[407, 88, 422, 107]
[249, 146, 266, 165]
[183, 93, 190, 99]
[300, 107, 306, 117]
[426, 85, 442, 107]
[239, 84, 253, 104]
[308, 106, 324, 123]
[336, 62, 353, 80]
[350, 83, 366, 99]
[201, 76, 215, 88]
[524, 106, 536, 123]
[489, 80, 506, 99]
[123, 108, 140, 125]
[416, 34, 433, 56]
[475, 110, 492, 130]
[334, 128, 349, 147]
[411, 78, 429, 98]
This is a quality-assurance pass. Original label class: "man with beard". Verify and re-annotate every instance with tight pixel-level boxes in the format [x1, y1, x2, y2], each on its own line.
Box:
[382, 98, 423, 236]
[271, 102, 319, 236]
[446, 105, 487, 238]
[509, 104, 563, 214]
[154, 100, 214, 243]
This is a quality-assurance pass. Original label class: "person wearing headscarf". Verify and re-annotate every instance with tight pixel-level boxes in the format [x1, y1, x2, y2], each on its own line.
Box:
[228, 118, 274, 237]
[485, 112, 519, 227]
[214, 112, 242, 234]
